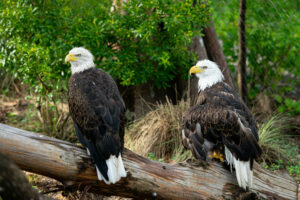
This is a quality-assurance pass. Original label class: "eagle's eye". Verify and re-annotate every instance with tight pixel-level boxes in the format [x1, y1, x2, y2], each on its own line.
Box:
[203, 66, 208, 69]
[75, 54, 82, 57]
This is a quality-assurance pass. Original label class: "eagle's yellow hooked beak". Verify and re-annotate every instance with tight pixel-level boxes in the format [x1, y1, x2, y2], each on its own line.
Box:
[189, 66, 204, 74]
[65, 53, 78, 63]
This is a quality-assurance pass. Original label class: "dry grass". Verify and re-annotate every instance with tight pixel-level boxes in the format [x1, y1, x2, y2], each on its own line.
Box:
[126, 99, 298, 167]
[125, 98, 192, 162]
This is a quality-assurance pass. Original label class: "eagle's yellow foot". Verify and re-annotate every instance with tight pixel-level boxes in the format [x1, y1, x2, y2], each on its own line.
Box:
[208, 151, 224, 162]
[76, 143, 84, 148]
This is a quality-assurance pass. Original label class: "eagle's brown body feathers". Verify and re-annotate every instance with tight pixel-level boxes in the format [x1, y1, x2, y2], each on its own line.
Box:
[68, 67, 125, 182]
[182, 80, 261, 190]
[182, 82, 261, 165]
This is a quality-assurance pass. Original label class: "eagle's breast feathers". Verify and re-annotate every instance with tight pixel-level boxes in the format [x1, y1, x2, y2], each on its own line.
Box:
[68, 68, 125, 131]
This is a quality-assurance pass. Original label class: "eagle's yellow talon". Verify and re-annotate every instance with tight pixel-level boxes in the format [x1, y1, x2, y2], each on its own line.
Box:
[77, 143, 84, 147]
[210, 151, 224, 162]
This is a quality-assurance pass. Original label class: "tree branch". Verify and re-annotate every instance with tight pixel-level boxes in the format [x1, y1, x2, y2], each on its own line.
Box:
[237, 0, 248, 104]
[202, 21, 235, 89]
[0, 123, 297, 199]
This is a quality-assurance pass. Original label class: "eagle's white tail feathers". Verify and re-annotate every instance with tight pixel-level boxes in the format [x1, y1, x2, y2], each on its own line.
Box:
[86, 148, 91, 156]
[118, 153, 127, 178]
[94, 153, 126, 184]
[87, 148, 107, 183]
[225, 146, 253, 190]
[224, 146, 234, 172]
[106, 154, 127, 184]
[88, 147, 111, 184]
[95, 166, 112, 184]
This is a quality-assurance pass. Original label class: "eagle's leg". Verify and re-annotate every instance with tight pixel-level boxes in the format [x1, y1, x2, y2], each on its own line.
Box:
[208, 150, 224, 162]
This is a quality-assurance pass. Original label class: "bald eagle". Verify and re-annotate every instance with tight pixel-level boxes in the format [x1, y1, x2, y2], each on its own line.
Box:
[65, 47, 126, 184]
[182, 60, 261, 190]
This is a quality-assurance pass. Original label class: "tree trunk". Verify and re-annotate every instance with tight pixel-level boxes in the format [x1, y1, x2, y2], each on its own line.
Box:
[237, 0, 248, 103]
[186, 36, 209, 105]
[202, 21, 235, 89]
[132, 83, 177, 118]
[0, 123, 298, 199]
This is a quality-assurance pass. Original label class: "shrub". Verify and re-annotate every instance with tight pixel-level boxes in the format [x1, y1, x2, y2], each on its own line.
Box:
[0, 0, 210, 94]
[0, 0, 210, 135]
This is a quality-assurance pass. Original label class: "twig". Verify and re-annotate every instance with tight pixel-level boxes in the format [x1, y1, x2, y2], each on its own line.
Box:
[79, 184, 94, 200]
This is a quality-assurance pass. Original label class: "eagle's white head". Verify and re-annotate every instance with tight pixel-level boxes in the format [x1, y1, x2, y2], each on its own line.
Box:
[189, 59, 224, 91]
[65, 47, 95, 74]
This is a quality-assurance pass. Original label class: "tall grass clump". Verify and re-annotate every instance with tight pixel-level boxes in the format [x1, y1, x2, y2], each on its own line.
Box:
[126, 102, 298, 167]
[125, 98, 192, 162]
[258, 114, 298, 167]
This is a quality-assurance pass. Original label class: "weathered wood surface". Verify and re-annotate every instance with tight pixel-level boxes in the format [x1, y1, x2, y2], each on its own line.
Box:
[0, 123, 298, 199]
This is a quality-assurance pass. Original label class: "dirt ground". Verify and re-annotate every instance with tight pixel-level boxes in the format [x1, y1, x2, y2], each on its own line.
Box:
[24, 172, 129, 200]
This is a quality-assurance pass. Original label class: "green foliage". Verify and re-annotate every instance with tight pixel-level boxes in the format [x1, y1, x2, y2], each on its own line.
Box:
[27, 174, 41, 193]
[0, 0, 210, 94]
[258, 114, 300, 180]
[147, 152, 163, 162]
[258, 115, 298, 164]
[274, 95, 300, 116]
[0, 0, 209, 135]
[263, 159, 285, 171]
[211, 0, 300, 115]
[287, 158, 300, 181]
[105, 0, 210, 88]
[264, 158, 300, 181]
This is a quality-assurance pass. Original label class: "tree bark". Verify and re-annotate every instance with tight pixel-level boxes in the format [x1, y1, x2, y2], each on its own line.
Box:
[0, 123, 298, 200]
[187, 36, 209, 105]
[237, 0, 248, 103]
[202, 21, 235, 89]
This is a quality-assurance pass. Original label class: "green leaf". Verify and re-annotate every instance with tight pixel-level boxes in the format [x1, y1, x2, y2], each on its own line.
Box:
[274, 94, 282, 103]
[277, 105, 286, 113]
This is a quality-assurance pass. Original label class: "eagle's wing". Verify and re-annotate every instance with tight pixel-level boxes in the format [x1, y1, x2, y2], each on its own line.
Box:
[68, 68, 126, 183]
[183, 105, 260, 162]
[182, 83, 261, 164]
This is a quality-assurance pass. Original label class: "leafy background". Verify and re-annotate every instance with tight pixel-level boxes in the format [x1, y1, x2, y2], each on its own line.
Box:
[0, 0, 210, 95]
[0, 0, 299, 197]
[211, 0, 300, 115]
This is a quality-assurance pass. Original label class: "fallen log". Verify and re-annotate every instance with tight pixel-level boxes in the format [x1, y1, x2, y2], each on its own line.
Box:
[0, 123, 297, 199]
